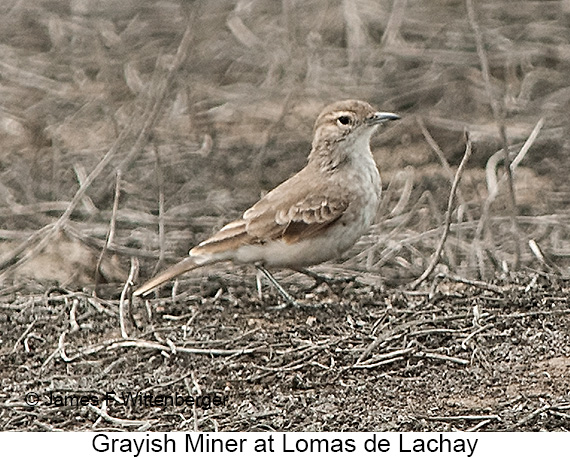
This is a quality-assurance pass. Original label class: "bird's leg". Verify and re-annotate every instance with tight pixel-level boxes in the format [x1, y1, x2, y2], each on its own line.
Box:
[255, 264, 299, 308]
[255, 268, 264, 300]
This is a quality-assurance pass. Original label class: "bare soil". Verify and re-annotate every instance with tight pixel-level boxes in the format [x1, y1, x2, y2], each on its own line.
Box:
[1, 271, 569, 431]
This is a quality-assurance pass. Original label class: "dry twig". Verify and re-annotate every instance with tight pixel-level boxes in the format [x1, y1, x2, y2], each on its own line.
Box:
[410, 132, 473, 289]
[119, 257, 139, 339]
[426, 414, 501, 422]
[466, 0, 521, 269]
[151, 146, 166, 277]
[95, 170, 121, 292]
[88, 403, 152, 429]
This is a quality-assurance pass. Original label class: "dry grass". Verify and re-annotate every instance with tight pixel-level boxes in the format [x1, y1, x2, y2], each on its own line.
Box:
[0, 0, 569, 432]
[0, 0, 569, 289]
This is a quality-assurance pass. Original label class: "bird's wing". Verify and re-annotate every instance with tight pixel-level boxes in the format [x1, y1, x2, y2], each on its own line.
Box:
[190, 167, 350, 255]
[247, 190, 349, 244]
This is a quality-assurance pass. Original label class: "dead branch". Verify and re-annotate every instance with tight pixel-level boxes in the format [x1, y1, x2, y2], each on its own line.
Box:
[466, 0, 520, 268]
[473, 117, 545, 276]
[119, 257, 139, 339]
[426, 414, 501, 422]
[414, 351, 469, 365]
[151, 146, 166, 277]
[410, 132, 473, 289]
[95, 170, 121, 292]
[88, 403, 152, 429]
[417, 117, 470, 218]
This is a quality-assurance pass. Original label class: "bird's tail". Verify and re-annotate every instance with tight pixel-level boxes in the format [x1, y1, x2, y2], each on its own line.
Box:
[133, 257, 206, 297]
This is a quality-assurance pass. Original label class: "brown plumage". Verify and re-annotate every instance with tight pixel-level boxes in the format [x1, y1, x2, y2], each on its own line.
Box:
[133, 100, 399, 297]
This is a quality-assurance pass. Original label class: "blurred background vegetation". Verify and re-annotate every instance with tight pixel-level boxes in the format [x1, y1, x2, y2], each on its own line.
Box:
[1, 0, 569, 291]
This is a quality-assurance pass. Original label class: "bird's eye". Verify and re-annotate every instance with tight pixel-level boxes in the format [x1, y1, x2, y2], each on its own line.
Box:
[337, 115, 351, 126]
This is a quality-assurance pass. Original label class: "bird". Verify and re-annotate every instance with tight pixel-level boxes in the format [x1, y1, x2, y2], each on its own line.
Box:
[133, 100, 399, 302]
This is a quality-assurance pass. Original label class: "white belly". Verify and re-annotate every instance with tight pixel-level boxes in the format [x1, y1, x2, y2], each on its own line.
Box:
[231, 215, 366, 268]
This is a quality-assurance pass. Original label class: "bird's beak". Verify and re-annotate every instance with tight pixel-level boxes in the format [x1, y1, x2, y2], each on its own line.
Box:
[366, 112, 400, 125]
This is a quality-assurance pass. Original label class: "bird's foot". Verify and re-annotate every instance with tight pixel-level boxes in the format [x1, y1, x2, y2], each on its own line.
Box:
[256, 264, 323, 310]
[296, 268, 356, 290]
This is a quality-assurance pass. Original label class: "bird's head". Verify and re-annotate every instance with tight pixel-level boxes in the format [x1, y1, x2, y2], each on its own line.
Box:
[309, 99, 399, 169]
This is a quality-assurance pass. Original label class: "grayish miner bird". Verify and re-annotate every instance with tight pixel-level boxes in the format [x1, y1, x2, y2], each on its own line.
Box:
[134, 100, 400, 301]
